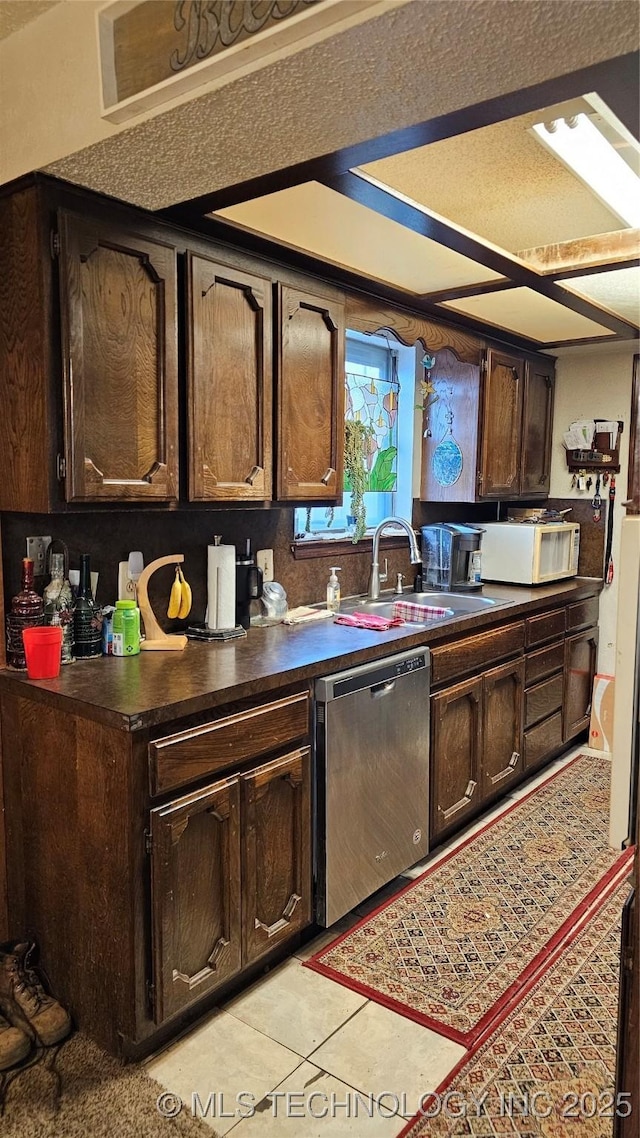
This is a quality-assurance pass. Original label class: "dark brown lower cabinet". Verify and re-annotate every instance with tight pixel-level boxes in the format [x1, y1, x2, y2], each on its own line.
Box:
[481, 658, 524, 801]
[431, 676, 482, 844]
[149, 747, 312, 1026]
[150, 776, 242, 1024]
[242, 748, 311, 966]
[431, 657, 524, 845]
[564, 625, 599, 740]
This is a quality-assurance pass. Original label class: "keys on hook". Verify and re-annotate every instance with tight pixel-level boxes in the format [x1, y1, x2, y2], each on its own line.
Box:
[592, 474, 602, 523]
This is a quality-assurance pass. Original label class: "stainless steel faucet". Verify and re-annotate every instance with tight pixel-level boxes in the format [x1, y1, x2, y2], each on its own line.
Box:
[367, 517, 421, 600]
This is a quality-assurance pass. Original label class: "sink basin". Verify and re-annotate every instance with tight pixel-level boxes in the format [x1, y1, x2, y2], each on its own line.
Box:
[350, 591, 514, 623]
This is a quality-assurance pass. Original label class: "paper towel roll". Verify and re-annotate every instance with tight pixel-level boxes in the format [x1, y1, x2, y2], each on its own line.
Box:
[207, 544, 236, 630]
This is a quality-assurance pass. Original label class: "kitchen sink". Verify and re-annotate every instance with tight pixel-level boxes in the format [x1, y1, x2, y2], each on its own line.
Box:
[350, 591, 514, 622]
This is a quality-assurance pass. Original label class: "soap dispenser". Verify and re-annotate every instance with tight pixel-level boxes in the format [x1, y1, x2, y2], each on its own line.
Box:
[326, 566, 341, 613]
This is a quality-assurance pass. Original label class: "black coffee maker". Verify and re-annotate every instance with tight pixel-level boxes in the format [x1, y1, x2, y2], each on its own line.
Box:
[235, 541, 263, 629]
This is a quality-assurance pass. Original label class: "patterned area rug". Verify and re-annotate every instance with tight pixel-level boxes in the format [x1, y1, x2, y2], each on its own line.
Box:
[306, 754, 629, 1045]
[398, 867, 631, 1138]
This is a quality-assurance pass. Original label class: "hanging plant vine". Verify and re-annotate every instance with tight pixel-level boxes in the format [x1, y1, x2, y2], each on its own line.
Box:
[344, 419, 374, 543]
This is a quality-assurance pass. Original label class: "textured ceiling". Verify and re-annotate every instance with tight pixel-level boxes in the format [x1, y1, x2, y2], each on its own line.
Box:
[44, 0, 640, 210]
[360, 104, 622, 253]
[565, 267, 640, 325]
[0, 0, 59, 41]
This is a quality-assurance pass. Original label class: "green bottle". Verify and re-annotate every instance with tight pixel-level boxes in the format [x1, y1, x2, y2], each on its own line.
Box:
[112, 599, 140, 657]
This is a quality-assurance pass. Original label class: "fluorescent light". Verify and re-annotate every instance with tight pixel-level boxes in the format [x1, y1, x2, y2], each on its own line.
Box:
[531, 113, 640, 228]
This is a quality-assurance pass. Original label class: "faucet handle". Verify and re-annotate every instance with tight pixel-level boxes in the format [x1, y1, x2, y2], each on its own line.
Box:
[380, 558, 388, 584]
[394, 572, 404, 595]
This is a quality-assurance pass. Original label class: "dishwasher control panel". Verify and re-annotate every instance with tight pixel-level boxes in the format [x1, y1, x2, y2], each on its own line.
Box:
[327, 650, 429, 700]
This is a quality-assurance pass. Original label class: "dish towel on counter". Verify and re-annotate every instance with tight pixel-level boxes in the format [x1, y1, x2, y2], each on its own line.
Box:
[333, 611, 405, 631]
[283, 606, 335, 625]
[392, 600, 454, 622]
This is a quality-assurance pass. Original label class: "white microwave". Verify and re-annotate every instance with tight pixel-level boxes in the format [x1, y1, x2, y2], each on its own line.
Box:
[480, 522, 580, 585]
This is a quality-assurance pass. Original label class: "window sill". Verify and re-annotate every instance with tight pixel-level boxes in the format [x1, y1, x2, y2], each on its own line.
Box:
[290, 535, 410, 560]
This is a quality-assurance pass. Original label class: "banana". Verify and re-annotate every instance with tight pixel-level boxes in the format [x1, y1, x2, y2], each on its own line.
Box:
[167, 568, 182, 619]
[178, 567, 192, 620]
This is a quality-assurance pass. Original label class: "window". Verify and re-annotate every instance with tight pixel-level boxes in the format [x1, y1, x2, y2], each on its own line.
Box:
[294, 332, 416, 541]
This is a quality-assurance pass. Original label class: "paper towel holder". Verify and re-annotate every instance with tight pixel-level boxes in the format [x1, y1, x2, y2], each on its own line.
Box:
[137, 555, 188, 652]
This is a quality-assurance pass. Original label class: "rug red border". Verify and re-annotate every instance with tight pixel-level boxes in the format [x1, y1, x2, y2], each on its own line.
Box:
[304, 754, 627, 1047]
[394, 854, 634, 1138]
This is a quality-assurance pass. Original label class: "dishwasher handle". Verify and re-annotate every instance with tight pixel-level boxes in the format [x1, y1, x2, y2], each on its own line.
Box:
[371, 679, 396, 698]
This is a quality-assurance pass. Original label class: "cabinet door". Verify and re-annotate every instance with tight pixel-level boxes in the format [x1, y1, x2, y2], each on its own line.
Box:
[241, 747, 312, 965]
[478, 349, 523, 498]
[430, 677, 482, 844]
[481, 658, 524, 801]
[186, 253, 272, 501]
[276, 286, 345, 500]
[564, 626, 599, 740]
[149, 776, 241, 1024]
[420, 349, 481, 503]
[520, 357, 554, 497]
[58, 211, 178, 502]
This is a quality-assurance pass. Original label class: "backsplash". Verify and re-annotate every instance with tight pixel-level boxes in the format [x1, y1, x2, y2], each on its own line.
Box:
[1, 497, 603, 631]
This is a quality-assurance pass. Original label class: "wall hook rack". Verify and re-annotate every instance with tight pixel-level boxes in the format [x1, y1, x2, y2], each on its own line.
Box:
[565, 420, 623, 473]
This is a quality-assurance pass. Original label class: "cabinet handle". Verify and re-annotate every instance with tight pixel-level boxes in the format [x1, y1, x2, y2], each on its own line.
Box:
[511, 367, 519, 380]
[510, 751, 520, 769]
[321, 468, 335, 486]
[245, 465, 263, 486]
[254, 892, 301, 938]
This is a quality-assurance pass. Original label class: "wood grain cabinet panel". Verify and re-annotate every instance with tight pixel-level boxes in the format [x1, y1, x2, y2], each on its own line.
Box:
[186, 253, 272, 501]
[524, 710, 564, 772]
[276, 286, 345, 500]
[58, 211, 179, 502]
[564, 626, 599, 740]
[430, 621, 525, 686]
[525, 640, 565, 686]
[566, 596, 600, 632]
[149, 776, 242, 1024]
[431, 677, 482, 843]
[241, 747, 312, 965]
[149, 691, 310, 796]
[481, 658, 524, 801]
[520, 357, 555, 497]
[478, 349, 523, 498]
[525, 608, 566, 648]
[524, 673, 564, 729]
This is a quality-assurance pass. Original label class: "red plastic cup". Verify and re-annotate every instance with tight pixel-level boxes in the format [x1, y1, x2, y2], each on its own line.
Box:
[22, 626, 63, 679]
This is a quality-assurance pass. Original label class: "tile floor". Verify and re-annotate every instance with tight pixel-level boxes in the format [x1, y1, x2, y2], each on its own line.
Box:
[146, 745, 607, 1136]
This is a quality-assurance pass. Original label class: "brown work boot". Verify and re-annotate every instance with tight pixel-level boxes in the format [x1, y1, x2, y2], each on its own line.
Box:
[0, 1009, 30, 1069]
[0, 941, 71, 1046]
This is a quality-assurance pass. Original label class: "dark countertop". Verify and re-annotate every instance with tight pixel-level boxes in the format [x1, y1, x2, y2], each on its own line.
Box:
[0, 578, 602, 732]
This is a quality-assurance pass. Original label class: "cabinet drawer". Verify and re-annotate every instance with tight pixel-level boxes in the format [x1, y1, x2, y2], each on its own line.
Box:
[431, 621, 525, 686]
[525, 608, 565, 647]
[566, 596, 599, 631]
[525, 641, 565, 686]
[524, 711, 563, 771]
[149, 691, 310, 795]
[524, 673, 564, 729]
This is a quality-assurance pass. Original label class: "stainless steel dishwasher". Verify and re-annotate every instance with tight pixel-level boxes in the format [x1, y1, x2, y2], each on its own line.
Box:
[315, 647, 430, 926]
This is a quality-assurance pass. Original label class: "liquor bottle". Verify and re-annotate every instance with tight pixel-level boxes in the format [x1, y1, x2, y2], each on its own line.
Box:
[72, 554, 102, 659]
[43, 553, 74, 664]
[6, 557, 44, 669]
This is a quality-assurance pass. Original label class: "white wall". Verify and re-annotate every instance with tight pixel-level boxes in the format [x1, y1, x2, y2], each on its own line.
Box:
[550, 345, 636, 675]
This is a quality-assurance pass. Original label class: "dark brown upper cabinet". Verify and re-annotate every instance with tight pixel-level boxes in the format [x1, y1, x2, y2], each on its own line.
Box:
[186, 253, 272, 501]
[276, 285, 345, 501]
[58, 211, 179, 502]
[520, 355, 555, 498]
[420, 342, 555, 503]
[478, 348, 524, 498]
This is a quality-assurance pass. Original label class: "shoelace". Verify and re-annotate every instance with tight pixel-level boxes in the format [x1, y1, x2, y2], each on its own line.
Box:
[9, 958, 48, 1014]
